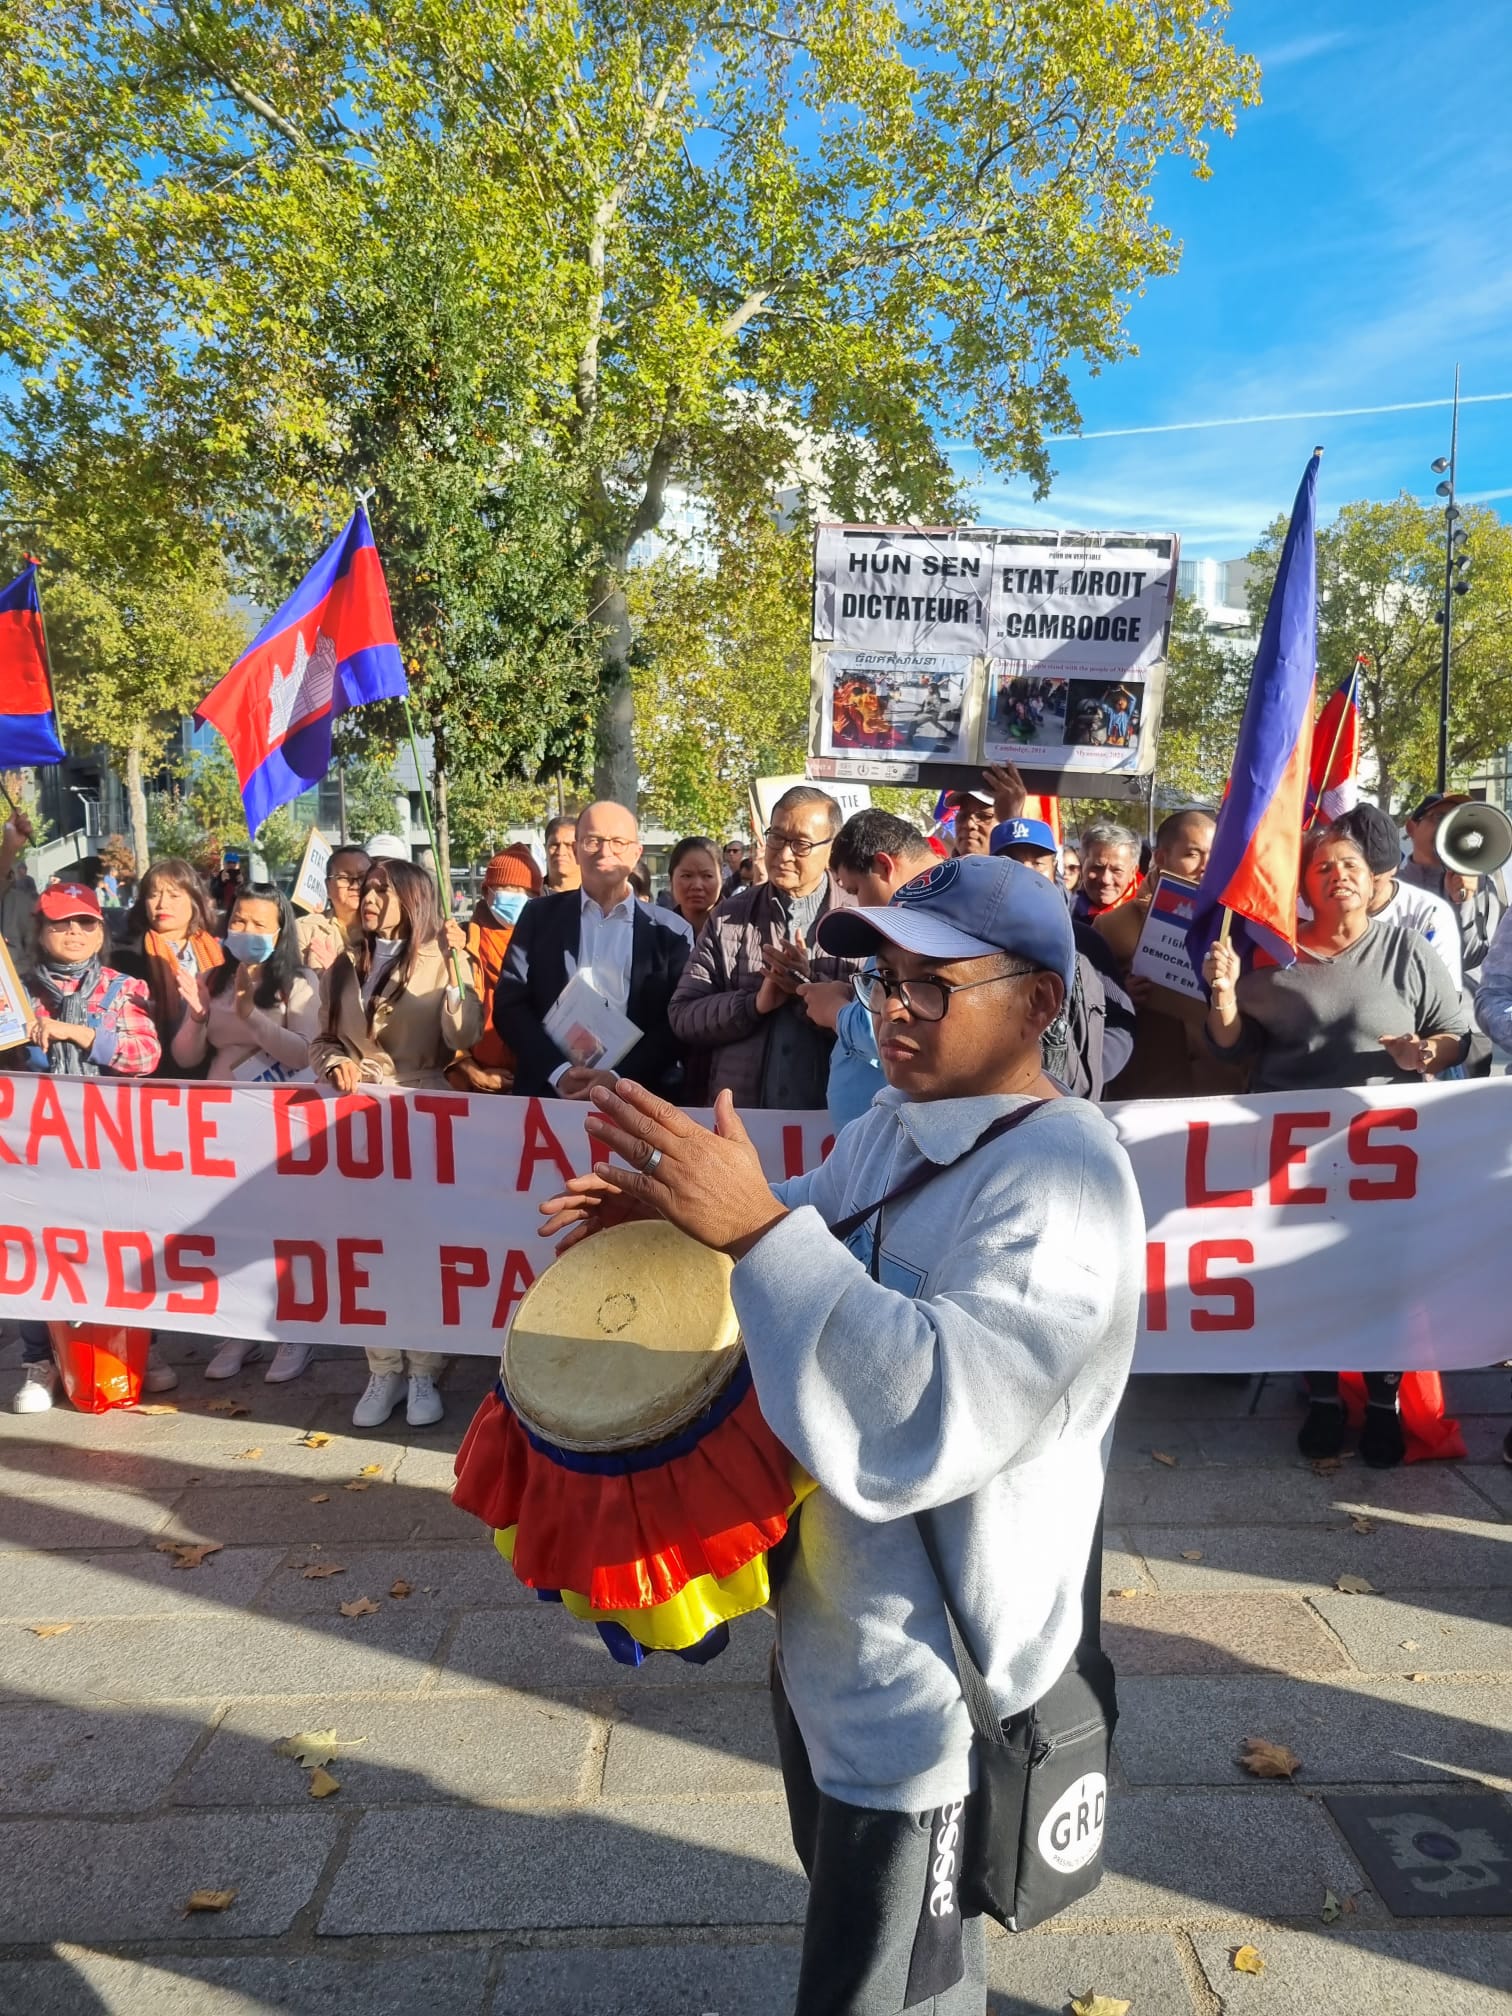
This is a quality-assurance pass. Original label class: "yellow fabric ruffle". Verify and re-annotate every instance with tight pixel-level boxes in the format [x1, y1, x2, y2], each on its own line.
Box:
[493, 1523, 776, 1650]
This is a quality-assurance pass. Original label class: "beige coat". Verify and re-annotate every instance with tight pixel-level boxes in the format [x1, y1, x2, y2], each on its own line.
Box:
[297, 910, 362, 966]
[175, 973, 322, 1081]
[311, 939, 482, 1091]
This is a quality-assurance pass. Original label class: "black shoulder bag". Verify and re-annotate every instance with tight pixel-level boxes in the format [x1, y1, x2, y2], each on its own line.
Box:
[826, 1097, 1118, 1934]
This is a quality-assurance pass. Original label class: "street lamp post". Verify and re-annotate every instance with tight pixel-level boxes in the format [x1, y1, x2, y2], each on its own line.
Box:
[1431, 364, 1472, 795]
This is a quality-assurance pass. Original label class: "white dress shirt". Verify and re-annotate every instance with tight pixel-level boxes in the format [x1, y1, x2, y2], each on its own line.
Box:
[548, 887, 638, 1087]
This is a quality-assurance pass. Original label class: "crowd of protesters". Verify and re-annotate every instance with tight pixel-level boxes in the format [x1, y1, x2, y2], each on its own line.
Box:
[2, 766, 1507, 1465]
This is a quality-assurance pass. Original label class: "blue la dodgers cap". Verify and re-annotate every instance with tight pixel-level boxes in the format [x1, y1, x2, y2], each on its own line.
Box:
[990, 816, 1059, 858]
[817, 853, 1075, 993]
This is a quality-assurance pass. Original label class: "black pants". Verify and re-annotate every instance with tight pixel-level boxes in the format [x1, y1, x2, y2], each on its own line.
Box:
[772, 1668, 986, 2015]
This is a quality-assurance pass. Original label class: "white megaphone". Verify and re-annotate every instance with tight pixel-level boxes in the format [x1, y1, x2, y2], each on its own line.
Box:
[1435, 800, 1512, 878]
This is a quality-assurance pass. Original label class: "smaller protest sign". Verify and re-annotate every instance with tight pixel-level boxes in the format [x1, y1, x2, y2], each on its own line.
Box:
[290, 827, 332, 913]
[752, 774, 872, 828]
[1130, 875, 1207, 1007]
[0, 935, 32, 1050]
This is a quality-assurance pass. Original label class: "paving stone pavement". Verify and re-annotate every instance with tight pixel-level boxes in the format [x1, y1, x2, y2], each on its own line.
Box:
[0, 1333, 1508, 2014]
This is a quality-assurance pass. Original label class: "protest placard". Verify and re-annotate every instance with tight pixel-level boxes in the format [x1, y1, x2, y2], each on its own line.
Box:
[0, 938, 32, 1050]
[1130, 874, 1208, 1008]
[808, 522, 1178, 799]
[290, 826, 332, 913]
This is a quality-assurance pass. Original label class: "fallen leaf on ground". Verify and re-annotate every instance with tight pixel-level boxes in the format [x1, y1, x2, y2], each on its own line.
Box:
[1231, 1945, 1265, 1975]
[1151, 1449, 1178, 1467]
[389, 1580, 413, 1599]
[339, 1596, 380, 1618]
[1321, 1889, 1341, 1923]
[274, 1729, 342, 1767]
[206, 1399, 249, 1417]
[299, 1431, 333, 1448]
[1181, 1549, 1203, 1561]
[343, 1480, 371, 1492]
[27, 1623, 73, 1638]
[1107, 1588, 1142, 1600]
[155, 1541, 223, 1571]
[307, 1765, 341, 1798]
[1069, 1994, 1132, 2016]
[1409, 1673, 1429, 1683]
[309, 1494, 330, 1504]
[184, 1889, 235, 1914]
[1311, 1454, 1349, 1475]
[1350, 1514, 1375, 1534]
[1335, 1573, 1375, 1595]
[233, 1447, 263, 1462]
[1400, 1639, 1419, 1651]
[131, 1403, 179, 1415]
[358, 1463, 383, 1476]
[1237, 1736, 1301, 1779]
[301, 1562, 346, 1579]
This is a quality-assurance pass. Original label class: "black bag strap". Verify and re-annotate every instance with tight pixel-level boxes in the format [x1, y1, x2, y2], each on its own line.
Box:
[915, 1507, 1106, 1751]
[827, 1099, 1047, 1248]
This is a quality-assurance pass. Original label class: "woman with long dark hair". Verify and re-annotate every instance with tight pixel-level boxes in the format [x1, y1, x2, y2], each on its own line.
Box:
[311, 858, 481, 1429]
[117, 857, 224, 1075]
[6, 882, 166, 1412]
[173, 882, 322, 1385]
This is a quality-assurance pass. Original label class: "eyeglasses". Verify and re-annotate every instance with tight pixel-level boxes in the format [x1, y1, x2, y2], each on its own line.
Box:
[764, 827, 833, 859]
[853, 963, 1032, 1024]
[329, 873, 365, 890]
[576, 835, 639, 856]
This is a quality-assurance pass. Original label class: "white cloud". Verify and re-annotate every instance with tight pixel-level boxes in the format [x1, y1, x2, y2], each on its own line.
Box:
[1258, 31, 1358, 71]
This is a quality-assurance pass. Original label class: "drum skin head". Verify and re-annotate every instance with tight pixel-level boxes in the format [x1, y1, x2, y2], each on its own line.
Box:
[504, 1221, 741, 1451]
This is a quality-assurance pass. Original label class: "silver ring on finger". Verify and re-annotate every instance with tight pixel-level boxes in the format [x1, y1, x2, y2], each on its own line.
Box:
[643, 1146, 664, 1177]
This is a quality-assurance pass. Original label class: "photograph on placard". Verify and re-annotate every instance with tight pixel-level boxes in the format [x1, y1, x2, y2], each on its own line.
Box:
[1064, 679, 1144, 752]
[821, 650, 974, 762]
[0, 935, 32, 1051]
[982, 674, 1069, 754]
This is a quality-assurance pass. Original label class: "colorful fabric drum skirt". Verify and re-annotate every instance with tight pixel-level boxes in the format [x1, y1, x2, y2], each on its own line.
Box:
[453, 1356, 812, 1665]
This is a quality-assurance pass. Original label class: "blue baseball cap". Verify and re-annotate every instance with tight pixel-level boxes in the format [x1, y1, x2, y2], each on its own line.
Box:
[990, 816, 1059, 858]
[817, 854, 1075, 991]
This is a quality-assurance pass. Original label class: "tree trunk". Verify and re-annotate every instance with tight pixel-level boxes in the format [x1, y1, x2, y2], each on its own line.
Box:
[434, 755, 453, 908]
[593, 558, 637, 809]
[125, 739, 150, 874]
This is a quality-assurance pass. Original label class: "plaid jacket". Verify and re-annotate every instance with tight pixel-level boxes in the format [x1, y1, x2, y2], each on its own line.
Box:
[26, 966, 162, 1077]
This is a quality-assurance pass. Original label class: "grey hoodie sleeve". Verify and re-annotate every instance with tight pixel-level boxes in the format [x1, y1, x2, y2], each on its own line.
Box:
[731, 1126, 1134, 1523]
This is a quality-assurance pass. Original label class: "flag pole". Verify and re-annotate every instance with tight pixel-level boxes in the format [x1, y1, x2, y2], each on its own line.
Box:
[402, 694, 468, 996]
[1304, 655, 1365, 831]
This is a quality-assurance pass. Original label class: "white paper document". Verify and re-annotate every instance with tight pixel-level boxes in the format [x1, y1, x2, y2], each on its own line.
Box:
[543, 966, 642, 1073]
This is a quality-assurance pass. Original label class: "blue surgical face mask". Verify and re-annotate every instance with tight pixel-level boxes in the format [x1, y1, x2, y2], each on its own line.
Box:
[488, 887, 528, 925]
[225, 930, 277, 965]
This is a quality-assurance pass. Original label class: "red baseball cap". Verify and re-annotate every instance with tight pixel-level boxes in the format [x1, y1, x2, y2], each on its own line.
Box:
[37, 882, 103, 923]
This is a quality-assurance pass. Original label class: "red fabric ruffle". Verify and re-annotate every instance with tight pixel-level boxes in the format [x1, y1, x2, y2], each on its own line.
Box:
[453, 1382, 801, 1612]
[1339, 1370, 1467, 1463]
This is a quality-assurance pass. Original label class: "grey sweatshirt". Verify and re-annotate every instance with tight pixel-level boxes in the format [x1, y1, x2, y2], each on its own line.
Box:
[731, 1087, 1143, 1814]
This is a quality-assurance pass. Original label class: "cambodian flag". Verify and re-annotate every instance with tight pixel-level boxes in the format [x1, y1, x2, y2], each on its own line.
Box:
[1186, 450, 1321, 974]
[1305, 658, 1363, 826]
[196, 506, 406, 833]
[0, 562, 66, 767]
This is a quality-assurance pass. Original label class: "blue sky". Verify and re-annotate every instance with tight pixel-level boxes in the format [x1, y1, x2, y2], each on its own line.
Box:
[961, 0, 1512, 561]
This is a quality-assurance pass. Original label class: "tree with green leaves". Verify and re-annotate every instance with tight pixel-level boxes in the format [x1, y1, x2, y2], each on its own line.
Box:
[1151, 594, 1249, 808]
[2, 0, 1258, 810]
[1245, 497, 1512, 815]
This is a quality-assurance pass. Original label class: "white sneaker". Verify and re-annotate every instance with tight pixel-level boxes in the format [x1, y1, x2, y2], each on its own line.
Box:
[205, 1339, 262, 1380]
[265, 1342, 312, 1385]
[352, 1372, 405, 1429]
[12, 1363, 57, 1413]
[406, 1374, 444, 1428]
[144, 1357, 179, 1393]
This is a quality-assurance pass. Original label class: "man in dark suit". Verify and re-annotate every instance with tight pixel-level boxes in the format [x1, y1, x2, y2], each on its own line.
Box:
[495, 800, 694, 1099]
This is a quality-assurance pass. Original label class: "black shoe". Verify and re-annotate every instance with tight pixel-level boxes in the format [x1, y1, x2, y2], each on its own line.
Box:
[1361, 1402, 1406, 1469]
[1501, 1423, 1512, 1466]
[1298, 1398, 1346, 1460]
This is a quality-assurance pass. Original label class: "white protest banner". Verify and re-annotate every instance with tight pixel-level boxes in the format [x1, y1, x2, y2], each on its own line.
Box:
[290, 827, 332, 914]
[1129, 875, 1207, 1007]
[0, 1073, 1507, 1375]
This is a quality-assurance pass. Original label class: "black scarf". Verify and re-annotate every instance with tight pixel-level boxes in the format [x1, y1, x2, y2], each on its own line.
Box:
[29, 954, 104, 1077]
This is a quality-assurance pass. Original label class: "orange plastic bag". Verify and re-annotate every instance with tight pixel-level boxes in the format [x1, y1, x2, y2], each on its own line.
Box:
[49, 1323, 151, 1413]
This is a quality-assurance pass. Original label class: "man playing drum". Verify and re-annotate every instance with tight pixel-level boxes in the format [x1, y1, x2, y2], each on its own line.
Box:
[542, 855, 1143, 2015]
